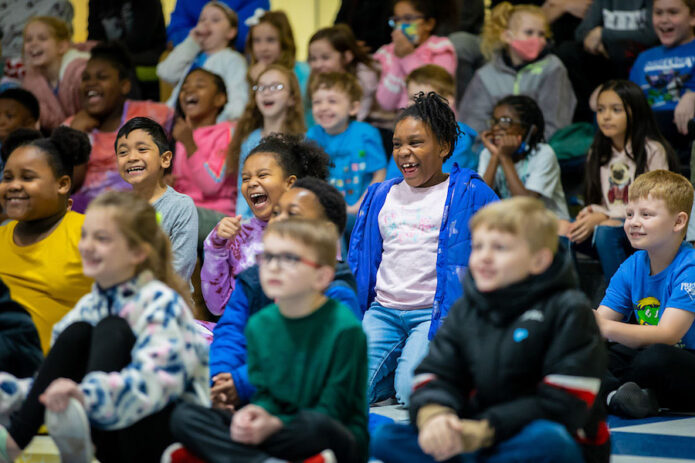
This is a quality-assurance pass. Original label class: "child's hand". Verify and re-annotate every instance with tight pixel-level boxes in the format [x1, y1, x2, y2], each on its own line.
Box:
[674, 91, 695, 135]
[70, 110, 100, 133]
[39, 378, 85, 413]
[583, 26, 603, 55]
[568, 209, 609, 243]
[496, 134, 522, 159]
[191, 25, 207, 47]
[230, 404, 283, 445]
[392, 28, 415, 58]
[418, 413, 464, 461]
[173, 117, 194, 143]
[249, 62, 268, 82]
[481, 130, 498, 156]
[211, 373, 239, 410]
[215, 216, 243, 242]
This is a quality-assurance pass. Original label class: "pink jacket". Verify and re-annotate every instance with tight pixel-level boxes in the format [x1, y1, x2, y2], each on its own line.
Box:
[201, 217, 267, 315]
[173, 121, 237, 216]
[373, 35, 456, 111]
[22, 49, 88, 131]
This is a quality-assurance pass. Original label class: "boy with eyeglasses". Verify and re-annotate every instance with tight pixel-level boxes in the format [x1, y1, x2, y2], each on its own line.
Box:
[167, 218, 368, 463]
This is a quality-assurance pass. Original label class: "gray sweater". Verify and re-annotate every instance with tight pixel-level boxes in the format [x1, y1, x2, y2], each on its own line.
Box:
[458, 52, 576, 140]
[153, 186, 198, 283]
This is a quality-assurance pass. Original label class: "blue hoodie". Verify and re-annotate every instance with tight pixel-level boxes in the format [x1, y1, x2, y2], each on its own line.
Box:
[348, 164, 498, 339]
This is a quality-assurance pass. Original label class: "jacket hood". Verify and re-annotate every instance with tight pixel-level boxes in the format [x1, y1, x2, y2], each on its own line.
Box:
[463, 239, 578, 325]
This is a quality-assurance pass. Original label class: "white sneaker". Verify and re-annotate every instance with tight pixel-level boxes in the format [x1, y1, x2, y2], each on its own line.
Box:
[45, 397, 94, 463]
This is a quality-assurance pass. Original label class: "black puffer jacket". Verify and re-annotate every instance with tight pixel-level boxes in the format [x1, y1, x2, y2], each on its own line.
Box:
[410, 244, 610, 463]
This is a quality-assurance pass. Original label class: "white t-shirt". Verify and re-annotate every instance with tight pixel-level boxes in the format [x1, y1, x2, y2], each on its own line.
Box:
[374, 178, 449, 310]
[478, 143, 570, 220]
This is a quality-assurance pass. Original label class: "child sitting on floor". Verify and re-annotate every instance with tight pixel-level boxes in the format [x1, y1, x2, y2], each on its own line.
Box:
[116, 117, 198, 284]
[596, 170, 695, 418]
[348, 92, 497, 406]
[0, 127, 93, 354]
[68, 42, 174, 213]
[306, 72, 387, 216]
[169, 218, 368, 463]
[0, 191, 209, 463]
[373, 197, 610, 463]
[209, 178, 360, 410]
[201, 133, 330, 316]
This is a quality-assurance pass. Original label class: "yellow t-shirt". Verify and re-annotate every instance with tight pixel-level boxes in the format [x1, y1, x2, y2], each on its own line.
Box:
[0, 211, 93, 353]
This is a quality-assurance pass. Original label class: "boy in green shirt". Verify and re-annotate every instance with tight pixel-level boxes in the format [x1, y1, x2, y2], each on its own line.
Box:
[167, 218, 368, 463]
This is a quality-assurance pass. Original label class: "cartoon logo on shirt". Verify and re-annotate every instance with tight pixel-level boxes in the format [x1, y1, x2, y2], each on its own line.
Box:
[680, 282, 695, 301]
[635, 296, 661, 326]
[607, 161, 631, 205]
[645, 69, 691, 106]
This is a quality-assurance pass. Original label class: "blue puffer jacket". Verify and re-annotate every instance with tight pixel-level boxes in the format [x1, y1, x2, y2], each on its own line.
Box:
[348, 165, 498, 339]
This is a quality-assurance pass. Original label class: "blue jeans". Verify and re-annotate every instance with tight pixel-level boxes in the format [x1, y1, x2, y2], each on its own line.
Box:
[593, 224, 632, 283]
[372, 420, 584, 463]
[362, 303, 431, 405]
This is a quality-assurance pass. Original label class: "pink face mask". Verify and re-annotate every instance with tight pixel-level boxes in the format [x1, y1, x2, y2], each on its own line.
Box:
[510, 37, 545, 62]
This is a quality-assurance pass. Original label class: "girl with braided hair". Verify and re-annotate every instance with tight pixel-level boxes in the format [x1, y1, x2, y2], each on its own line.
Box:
[348, 92, 498, 406]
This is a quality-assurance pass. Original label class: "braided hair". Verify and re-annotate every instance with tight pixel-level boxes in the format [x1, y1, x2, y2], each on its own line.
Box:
[396, 91, 460, 160]
[494, 94, 545, 152]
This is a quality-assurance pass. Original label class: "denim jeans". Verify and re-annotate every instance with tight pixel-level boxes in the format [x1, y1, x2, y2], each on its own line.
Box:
[593, 224, 632, 283]
[371, 420, 584, 463]
[362, 303, 432, 405]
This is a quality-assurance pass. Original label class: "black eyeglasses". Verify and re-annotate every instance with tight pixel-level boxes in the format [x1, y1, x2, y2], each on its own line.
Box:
[487, 116, 521, 129]
[256, 251, 321, 270]
[252, 83, 285, 94]
[388, 15, 424, 27]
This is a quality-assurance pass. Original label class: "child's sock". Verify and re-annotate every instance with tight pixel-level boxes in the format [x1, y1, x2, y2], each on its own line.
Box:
[607, 381, 659, 418]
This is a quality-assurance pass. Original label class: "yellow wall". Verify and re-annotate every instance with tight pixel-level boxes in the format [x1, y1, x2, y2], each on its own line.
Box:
[70, 0, 338, 60]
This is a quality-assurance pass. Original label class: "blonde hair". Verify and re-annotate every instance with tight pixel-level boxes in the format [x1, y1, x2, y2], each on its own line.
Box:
[245, 10, 296, 70]
[406, 64, 455, 99]
[481, 2, 550, 61]
[24, 16, 72, 43]
[87, 191, 193, 307]
[629, 170, 694, 221]
[204, 1, 239, 47]
[264, 218, 338, 268]
[227, 64, 305, 170]
[308, 71, 363, 103]
[469, 197, 559, 254]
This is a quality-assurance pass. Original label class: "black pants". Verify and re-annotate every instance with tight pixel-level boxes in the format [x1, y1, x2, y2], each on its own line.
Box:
[170, 402, 361, 463]
[604, 342, 695, 412]
[8, 316, 176, 463]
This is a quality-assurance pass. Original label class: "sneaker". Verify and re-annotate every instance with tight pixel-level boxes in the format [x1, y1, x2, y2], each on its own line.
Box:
[0, 374, 32, 426]
[44, 397, 93, 463]
[608, 382, 659, 418]
[300, 450, 337, 463]
[160, 443, 206, 463]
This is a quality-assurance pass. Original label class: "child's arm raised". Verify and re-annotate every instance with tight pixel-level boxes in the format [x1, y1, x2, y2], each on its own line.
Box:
[156, 33, 201, 84]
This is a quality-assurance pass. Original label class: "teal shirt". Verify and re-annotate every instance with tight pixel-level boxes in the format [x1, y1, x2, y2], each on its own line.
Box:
[246, 298, 368, 460]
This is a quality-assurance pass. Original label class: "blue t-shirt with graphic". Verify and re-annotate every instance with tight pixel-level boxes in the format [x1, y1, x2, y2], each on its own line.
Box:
[385, 121, 477, 180]
[630, 39, 695, 112]
[306, 120, 387, 206]
[601, 242, 695, 349]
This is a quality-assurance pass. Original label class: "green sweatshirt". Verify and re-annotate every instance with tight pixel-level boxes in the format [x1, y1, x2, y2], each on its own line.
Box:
[245, 298, 368, 461]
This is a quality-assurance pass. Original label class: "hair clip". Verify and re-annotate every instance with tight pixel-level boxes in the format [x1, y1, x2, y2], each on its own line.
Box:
[245, 8, 266, 27]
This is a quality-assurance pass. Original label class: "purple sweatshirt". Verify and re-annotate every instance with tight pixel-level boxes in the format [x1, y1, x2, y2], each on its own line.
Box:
[201, 217, 267, 315]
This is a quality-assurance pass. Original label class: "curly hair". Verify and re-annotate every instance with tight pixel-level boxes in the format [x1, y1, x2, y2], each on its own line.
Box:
[481, 2, 550, 61]
[395, 91, 460, 160]
[246, 133, 331, 181]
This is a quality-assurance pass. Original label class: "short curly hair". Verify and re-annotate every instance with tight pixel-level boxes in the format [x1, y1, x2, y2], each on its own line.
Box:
[247, 133, 332, 181]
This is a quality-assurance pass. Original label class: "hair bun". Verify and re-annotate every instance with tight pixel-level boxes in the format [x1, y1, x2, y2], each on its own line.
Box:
[1, 128, 41, 163]
[50, 126, 91, 168]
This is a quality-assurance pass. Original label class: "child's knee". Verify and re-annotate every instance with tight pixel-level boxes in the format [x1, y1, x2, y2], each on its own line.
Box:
[522, 420, 582, 462]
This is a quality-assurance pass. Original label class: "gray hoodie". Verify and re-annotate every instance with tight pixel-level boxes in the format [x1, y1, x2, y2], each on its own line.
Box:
[458, 52, 576, 139]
